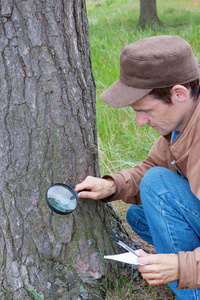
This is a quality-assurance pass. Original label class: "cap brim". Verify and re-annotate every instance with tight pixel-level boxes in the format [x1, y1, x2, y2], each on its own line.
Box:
[100, 79, 153, 108]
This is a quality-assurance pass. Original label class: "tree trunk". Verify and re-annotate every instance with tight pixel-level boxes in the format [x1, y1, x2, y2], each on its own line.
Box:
[0, 0, 141, 299]
[138, 0, 163, 29]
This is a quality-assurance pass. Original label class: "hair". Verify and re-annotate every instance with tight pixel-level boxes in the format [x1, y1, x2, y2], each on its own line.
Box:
[149, 79, 200, 104]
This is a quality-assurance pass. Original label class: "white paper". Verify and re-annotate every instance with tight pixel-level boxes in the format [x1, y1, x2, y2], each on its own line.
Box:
[104, 249, 143, 265]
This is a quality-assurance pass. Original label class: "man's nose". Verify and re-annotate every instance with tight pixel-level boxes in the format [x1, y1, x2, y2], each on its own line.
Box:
[136, 112, 149, 127]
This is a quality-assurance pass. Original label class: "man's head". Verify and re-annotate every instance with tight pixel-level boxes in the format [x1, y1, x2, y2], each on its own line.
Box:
[100, 35, 200, 108]
[130, 84, 199, 136]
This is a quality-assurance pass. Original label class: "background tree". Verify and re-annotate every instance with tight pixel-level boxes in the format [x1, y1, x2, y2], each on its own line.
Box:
[0, 0, 141, 299]
[138, 0, 163, 29]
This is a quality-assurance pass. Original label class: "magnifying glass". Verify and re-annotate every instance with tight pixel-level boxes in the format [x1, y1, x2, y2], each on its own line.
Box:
[45, 183, 79, 215]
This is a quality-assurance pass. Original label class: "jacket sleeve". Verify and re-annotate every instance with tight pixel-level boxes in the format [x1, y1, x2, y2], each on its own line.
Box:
[102, 136, 174, 204]
[177, 247, 200, 289]
[102, 157, 156, 204]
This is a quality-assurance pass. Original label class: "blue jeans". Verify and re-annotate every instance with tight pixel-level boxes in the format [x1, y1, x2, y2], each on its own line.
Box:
[126, 167, 200, 300]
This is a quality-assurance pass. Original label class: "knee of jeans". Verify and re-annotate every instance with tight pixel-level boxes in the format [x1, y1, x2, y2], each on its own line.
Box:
[126, 205, 136, 226]
[140, 166, 170, 192]
[140, 167, 172, 205]
[126, 206, 133, 225]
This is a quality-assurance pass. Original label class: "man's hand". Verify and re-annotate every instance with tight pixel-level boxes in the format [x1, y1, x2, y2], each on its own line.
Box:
[75, 176, 116, 200]
[137, 250, 179, 285]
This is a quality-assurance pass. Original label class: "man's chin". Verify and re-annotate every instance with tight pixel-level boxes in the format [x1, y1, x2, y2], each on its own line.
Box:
[155, 128, 169, 136]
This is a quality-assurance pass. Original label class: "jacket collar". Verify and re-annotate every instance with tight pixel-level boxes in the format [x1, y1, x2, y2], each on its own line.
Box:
[168, 97, 200, 159]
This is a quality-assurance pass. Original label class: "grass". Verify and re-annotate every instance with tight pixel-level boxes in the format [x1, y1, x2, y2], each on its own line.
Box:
[105, 277, 175, 300]
[86, 0, 200, 298]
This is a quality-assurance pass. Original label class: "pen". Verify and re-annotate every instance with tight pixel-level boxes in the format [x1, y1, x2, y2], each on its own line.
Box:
[110, 235, 140, 257]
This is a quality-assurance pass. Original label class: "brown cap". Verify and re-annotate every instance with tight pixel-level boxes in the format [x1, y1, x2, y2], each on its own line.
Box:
[100, 35, 200, 108]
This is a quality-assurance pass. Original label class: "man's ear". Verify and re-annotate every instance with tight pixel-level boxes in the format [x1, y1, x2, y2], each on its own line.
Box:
[171, 84, 189, 103]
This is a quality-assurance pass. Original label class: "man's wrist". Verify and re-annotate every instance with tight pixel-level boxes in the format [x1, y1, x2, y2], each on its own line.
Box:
[106, 178, 116, 195]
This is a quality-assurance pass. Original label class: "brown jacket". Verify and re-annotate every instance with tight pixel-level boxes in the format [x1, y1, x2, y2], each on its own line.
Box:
[103, 98, 200, 289]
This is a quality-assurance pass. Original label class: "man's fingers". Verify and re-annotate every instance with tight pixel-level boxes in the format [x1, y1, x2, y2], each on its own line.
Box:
[146, 279, 165, 286]
[75, 176, 93, 192]
[138, 253, 179, 285]
[137, 253, 158, 265]
[137, 250, 149, 260]
[75, 176, 116, 200]
[77, 191, 101, 200]
[142, 272, 169, 286]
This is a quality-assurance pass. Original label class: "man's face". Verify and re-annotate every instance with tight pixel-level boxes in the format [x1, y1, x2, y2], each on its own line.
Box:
[130, 93, 195, 136]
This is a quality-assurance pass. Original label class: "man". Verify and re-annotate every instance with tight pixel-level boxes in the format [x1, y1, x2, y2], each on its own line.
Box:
[75, 35, 200, 299]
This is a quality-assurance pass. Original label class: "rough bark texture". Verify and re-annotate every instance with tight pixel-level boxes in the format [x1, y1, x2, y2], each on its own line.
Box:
[138, 0, 163, 29]
[0, 0, 141, 299]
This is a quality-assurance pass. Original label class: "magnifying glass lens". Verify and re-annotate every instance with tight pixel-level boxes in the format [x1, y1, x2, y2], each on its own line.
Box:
[46, 184, 78, 214]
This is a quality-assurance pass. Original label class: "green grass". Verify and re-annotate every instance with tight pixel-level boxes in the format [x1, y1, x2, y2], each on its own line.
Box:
[86, 0, 200, 175]
[105, 277, 175, 300]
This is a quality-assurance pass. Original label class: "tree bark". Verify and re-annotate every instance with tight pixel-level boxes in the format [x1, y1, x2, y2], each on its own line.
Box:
[0, 0, 141, 299]
[138, 0, 163, 29]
